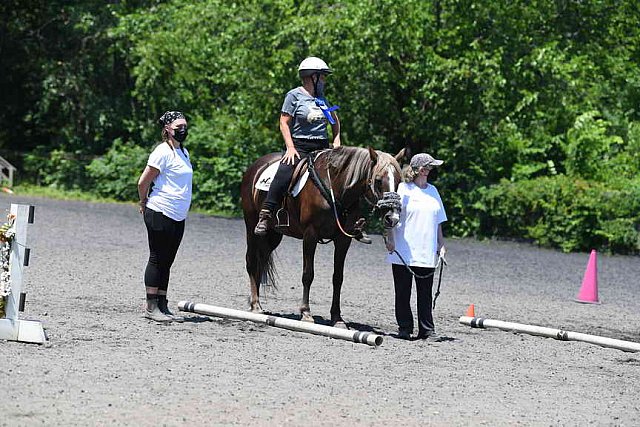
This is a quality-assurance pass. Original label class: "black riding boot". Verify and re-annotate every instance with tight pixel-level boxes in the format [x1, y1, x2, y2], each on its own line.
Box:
[254, 209, 272, 236]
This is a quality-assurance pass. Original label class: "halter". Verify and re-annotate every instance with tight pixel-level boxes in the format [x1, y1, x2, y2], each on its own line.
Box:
[374, 192, 401, 214]
[365, 162, 402, 214]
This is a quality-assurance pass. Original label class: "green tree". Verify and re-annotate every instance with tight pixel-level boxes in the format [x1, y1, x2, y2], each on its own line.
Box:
[5, 0, 640, 251]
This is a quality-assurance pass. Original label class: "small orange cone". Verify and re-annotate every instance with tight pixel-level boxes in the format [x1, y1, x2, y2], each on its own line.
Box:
[575, 249, 600, 304]
[1, 187, 13, 194]
[465, 304, 475, 317]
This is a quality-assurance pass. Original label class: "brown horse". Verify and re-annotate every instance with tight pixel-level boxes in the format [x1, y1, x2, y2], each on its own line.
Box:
[241, 146, 404, 326]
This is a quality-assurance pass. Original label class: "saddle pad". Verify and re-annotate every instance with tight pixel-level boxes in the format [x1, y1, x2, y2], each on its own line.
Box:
[255, 161, 309, 197]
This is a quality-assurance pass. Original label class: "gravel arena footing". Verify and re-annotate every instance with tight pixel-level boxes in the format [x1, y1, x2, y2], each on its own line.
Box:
[1, 195, 639, 426]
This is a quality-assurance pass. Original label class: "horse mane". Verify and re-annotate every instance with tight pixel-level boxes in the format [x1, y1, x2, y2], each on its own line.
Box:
[326, 146, 398, 197]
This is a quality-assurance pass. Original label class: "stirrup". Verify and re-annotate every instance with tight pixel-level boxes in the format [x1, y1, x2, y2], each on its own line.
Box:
[275, 208, 289, 228]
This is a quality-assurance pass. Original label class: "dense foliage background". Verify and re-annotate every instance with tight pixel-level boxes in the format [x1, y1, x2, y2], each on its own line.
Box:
[3, 0, 639, 252]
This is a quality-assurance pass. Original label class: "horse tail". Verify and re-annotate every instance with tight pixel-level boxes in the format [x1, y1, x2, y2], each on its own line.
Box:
[256, 234, 279, 290]
[242, 153, 285, 297]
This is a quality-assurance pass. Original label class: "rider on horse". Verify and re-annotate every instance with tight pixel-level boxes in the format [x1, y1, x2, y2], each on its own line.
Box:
[254, 57, 371, 244]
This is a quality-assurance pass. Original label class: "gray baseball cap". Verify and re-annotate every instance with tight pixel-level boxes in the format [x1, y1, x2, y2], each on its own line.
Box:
[409, 153, 444, 169]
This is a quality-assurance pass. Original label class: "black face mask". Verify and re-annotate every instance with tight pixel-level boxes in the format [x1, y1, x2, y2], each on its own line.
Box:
[173, 127, 188, 143]
[312, 74, 325, 98]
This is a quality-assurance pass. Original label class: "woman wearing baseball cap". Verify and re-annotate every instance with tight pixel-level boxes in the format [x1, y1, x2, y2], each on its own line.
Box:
[384, 152, 447, 340]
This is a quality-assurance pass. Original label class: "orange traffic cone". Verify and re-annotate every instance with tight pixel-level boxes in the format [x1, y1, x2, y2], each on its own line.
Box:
[465, 304, 475, 317]
[575, 249, 600, 304]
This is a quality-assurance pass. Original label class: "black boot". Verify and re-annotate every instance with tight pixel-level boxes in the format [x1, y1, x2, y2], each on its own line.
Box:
[254, 209, 272, 236]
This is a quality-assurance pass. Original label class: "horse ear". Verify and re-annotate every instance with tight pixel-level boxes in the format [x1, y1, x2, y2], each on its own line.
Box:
[367, 146, 378, 164]
[394, 148, 406, 164]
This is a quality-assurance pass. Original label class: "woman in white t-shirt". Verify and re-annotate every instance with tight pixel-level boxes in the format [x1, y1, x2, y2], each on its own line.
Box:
[385, 153, 447, 340]
[137, 111, 193, 323]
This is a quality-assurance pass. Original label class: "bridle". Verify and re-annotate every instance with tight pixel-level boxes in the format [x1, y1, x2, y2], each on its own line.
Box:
[325, 157, 401, 240]
[364, 161, 402, 218]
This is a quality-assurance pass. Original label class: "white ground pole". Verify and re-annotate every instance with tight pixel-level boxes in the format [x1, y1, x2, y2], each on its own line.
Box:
[460, 316, 640, 353]
[179, 301, 384, 347]
[0, 204, 47, 344]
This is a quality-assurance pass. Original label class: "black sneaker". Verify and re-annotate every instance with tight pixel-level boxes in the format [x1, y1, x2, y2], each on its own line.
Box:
[417, 330, 436, 339]
[396, 329, 412, 340]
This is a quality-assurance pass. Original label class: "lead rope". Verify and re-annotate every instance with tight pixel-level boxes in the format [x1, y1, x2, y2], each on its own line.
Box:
[383, 234, 447, 308]
[383, 235, 437, 279]
[432, 260, 446, 309]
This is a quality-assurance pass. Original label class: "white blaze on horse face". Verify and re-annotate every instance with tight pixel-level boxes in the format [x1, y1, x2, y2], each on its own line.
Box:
[386, 165, 395, 191]
[390, 211, 400, 224]
[384, 210, 400, 228]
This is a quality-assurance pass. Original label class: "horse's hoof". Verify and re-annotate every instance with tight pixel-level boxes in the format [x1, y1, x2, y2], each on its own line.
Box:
[250, 304, 263, 314]
[333, 320, 349, 329]
[301, 314, 314, 323]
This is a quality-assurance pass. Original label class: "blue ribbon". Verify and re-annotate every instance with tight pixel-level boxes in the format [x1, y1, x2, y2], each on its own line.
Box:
[314, 97, 339, 125]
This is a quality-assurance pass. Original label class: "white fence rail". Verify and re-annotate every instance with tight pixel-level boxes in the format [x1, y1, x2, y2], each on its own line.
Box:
[0, 204, 46, 344]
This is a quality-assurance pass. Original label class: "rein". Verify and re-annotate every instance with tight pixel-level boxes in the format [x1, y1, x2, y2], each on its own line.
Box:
[306, 152, 347, 243]
[327, 168, 358, 239]
[307, 151, 338, 210]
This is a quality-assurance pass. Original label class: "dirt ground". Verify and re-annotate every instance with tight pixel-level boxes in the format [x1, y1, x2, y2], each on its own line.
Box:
[1, 194, 639, 426]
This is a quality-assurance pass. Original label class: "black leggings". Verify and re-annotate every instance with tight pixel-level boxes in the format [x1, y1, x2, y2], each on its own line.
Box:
[391, 263, 435, 334]
[143, 208, 185, 291]
[263, 139, 329, 211]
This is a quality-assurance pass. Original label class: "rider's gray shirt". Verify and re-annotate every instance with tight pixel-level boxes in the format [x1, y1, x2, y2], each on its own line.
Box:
[281, 87, 329, 141]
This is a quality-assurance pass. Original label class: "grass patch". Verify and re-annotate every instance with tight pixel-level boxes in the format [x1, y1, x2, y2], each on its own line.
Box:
[12, 184, 123, 204]
[8, 184, 240, 218]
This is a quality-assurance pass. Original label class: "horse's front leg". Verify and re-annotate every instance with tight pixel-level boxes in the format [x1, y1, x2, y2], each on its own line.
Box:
[300, 234, 317, 323]
[330, 235, 352, 328]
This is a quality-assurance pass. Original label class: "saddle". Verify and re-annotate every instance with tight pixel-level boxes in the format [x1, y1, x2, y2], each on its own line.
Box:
[253, 156, 312, 197]
[253, 151, 327, 227]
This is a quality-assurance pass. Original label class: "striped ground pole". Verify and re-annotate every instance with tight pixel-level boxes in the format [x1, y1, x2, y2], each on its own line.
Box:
[460, 316, 640, 353]
[179, 301, 383, 347]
